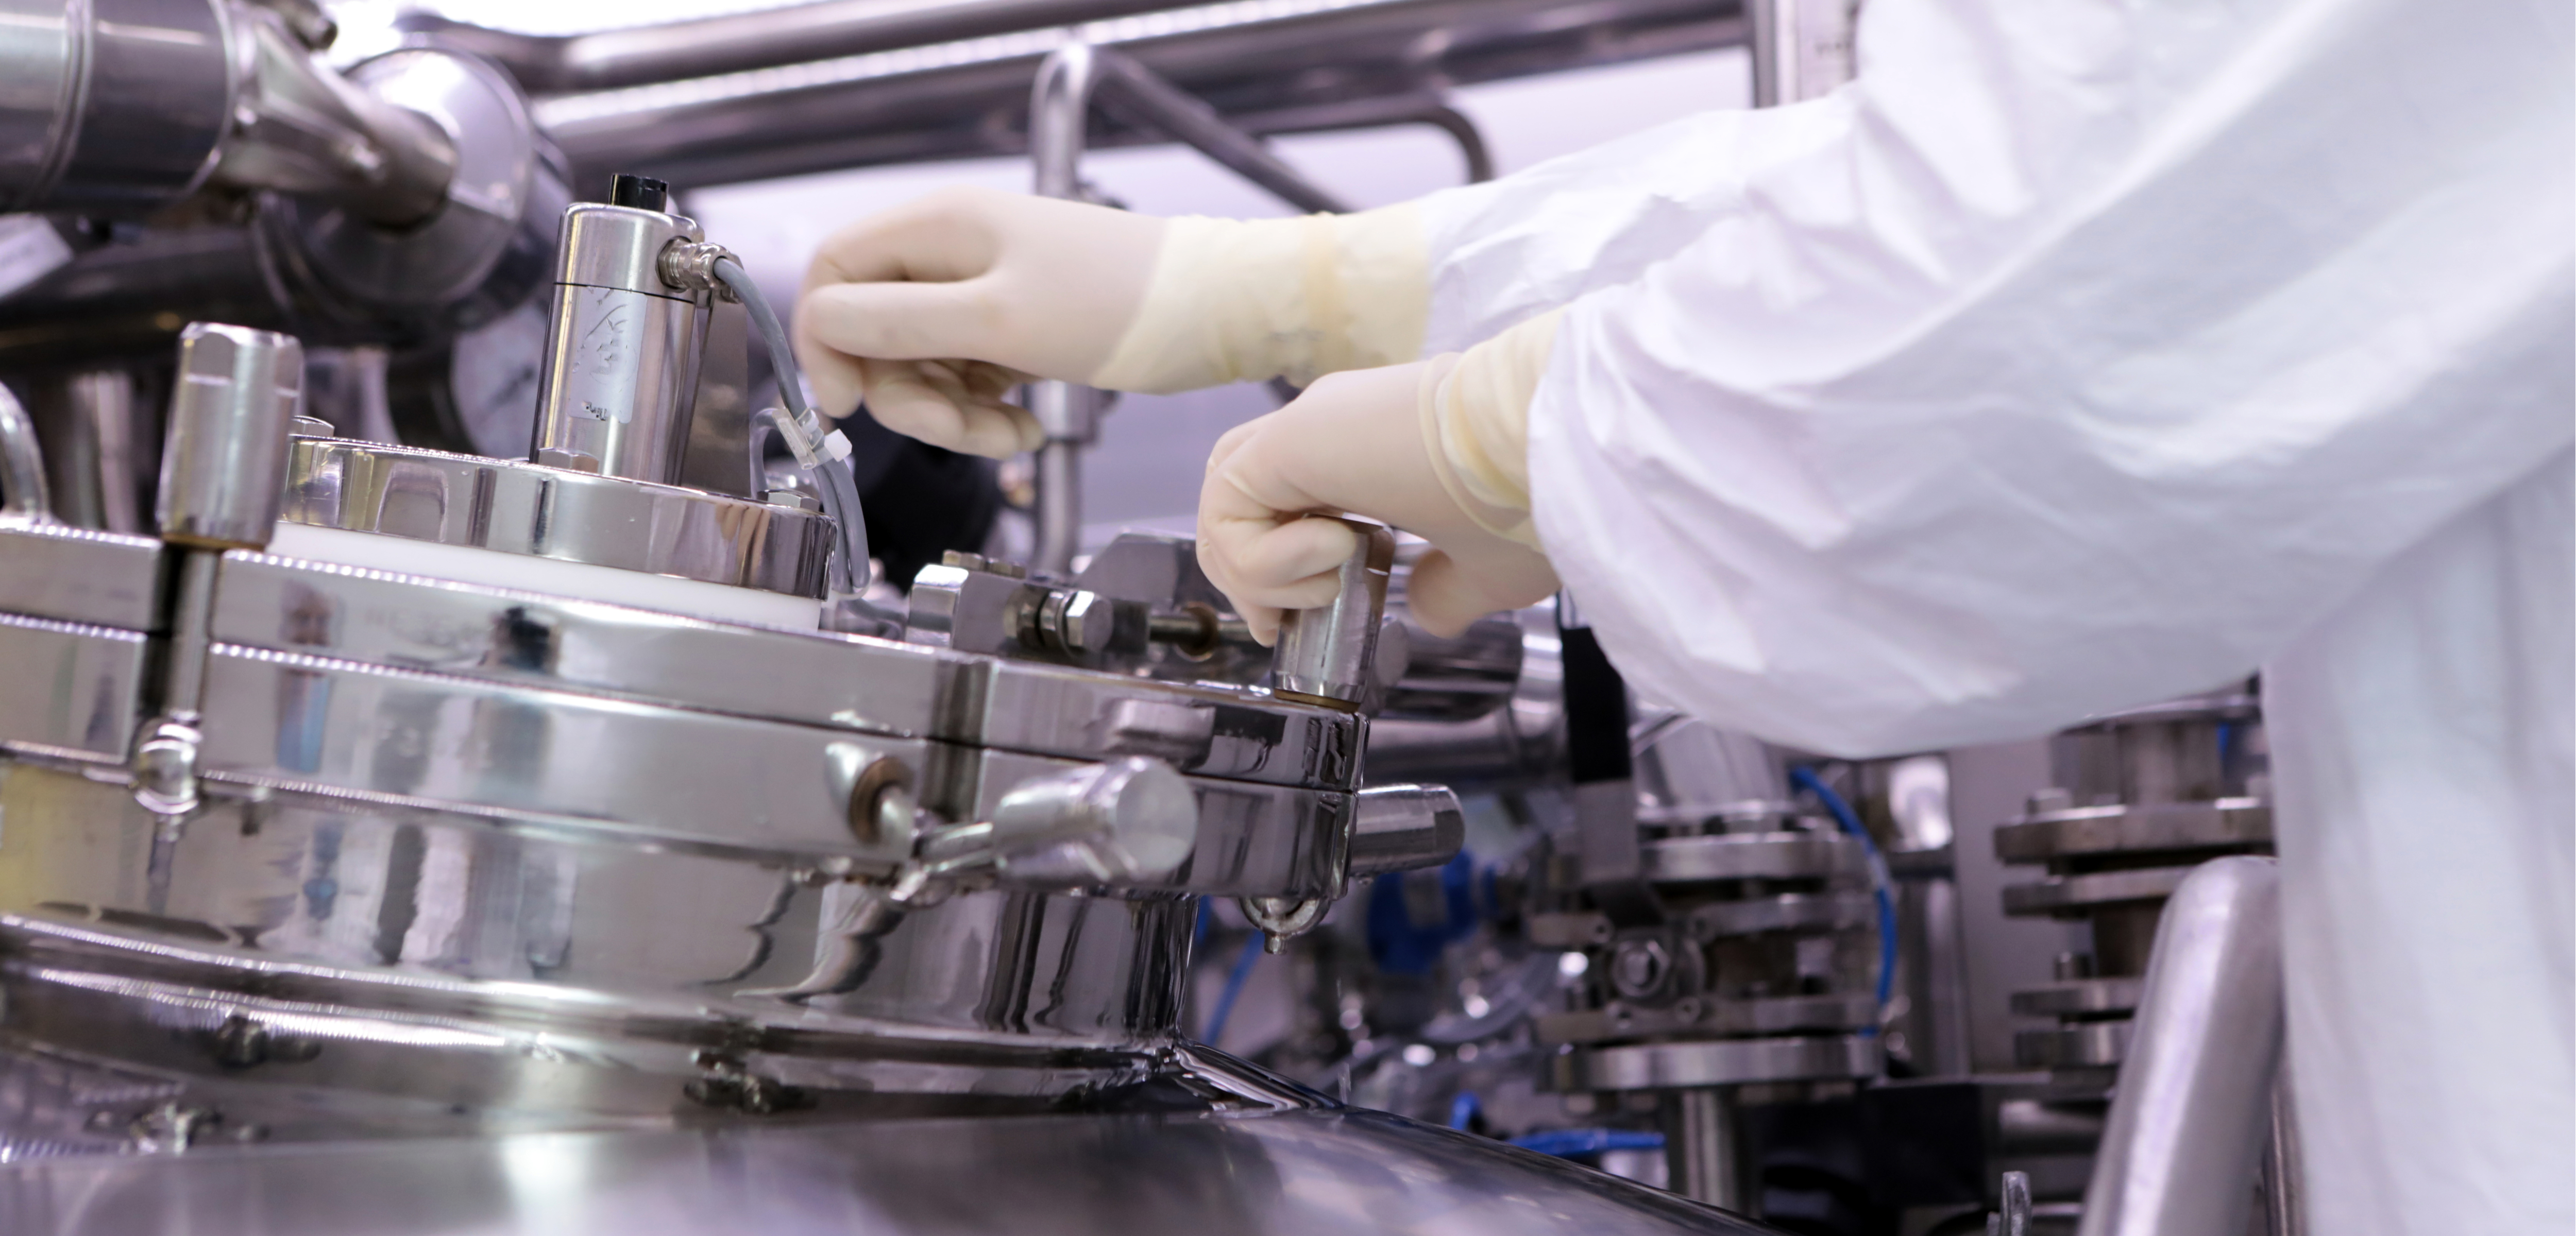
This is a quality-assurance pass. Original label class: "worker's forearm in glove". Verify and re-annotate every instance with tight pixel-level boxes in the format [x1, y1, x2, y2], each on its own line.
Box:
[794, 187, 1428, 459]
[1197, 310, 1564, 643]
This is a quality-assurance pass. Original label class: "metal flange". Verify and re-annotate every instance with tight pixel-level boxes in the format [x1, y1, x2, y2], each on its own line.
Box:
[2008, 977, 2143, 1018]
[2001, 866, 2193, 916]
[1641, 832, 1863, 884]
[1552, 1034, 1879, 1091]
[2013, 1020, 2132, 1070]
[1994, 798, 2273, 863]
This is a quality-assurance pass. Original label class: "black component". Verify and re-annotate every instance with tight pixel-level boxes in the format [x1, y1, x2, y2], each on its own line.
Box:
[1858, 1080, 1991, 1209]
[608, 173, 670, 212]
[850, 435, 1002, 592]
[1558, 621, 1632, 785]
[1559, 605, 1661, 925]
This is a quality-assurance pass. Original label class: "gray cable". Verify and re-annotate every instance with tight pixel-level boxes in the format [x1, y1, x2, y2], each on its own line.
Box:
[713, 256, 873, 602]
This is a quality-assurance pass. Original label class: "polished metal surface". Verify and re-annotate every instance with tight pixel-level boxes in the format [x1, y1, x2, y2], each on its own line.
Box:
[0, 380, 50, 520]
[1378, 612, 1522, 722]
[253, 48, 569, 339]
[524, 0, 1747, 191]
[190, 641, 931, 865]
[216, 6, 460, 227]
[0, 0, 232, 215]
[0, 1100, 1778, 1235]
[1364, 608, 1564, 786]
[278, 438, 835, 597]
[1345, 784, 1464, 879]
[529, 204, 712, 484]
[1555, 1035, 1880, 1091]
[2076, 857, 2282, 1236]
[1273, 520, 1395, 709]
[0, 521, 165, 630]
[1025, 43, 1101, 575]
[156, 323, 301, 551]
[0, 614, 147, 760]
[0, 764, 1201, 1051]
[412, 0, 1193, 93]
[210, 546, 1358, 790]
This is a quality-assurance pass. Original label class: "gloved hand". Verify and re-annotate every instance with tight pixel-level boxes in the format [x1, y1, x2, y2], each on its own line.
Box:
[794, 187, 1164, 457]
[796, 187, 1428, 457]
[1199, 311, 1565, 641]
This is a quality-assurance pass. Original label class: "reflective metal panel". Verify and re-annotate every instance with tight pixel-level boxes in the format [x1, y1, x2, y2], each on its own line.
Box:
[0, 522, 165, 630]
[194, 644, 928, 865]
[208, 550, 944, 739]
[0, 1103, 1780, 1235]
[279, 438, 834, 597]
[0, 616, 147, 760]
[207, 551, 1358, 791]
[0, 766, 1197, 1052]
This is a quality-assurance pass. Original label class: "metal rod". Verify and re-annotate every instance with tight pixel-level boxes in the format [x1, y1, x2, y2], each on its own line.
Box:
[2076, 856, 2283, 1236]
[0, 381, 54, 521]
[75, 370, 143, 534]
[1663, 1087, 1745, 1210]
[1091, 47, 1354, 213]
[533, 0, 1747, 191]
[1033, 438, 1083, 575]
[161, 552, 222, 719]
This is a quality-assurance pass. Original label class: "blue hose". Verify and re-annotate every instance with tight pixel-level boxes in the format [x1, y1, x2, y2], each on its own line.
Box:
[1790, 766, 1897, 1028]
[1510, 1128, 1667, 1157]
[1449, 1091, 1481, 1131]
[1200, 931, 1265, 1045]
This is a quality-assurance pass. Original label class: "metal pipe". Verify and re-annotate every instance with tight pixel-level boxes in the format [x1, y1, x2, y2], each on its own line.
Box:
[404, 0, 1193, 94]
[1027, 43, 1100, 576]
[1091, 47, 1353, 213]
[1664, 1087, 1745, 1210]
[2076, 856, 2283, 1236]
[1024, 40, 1353, 573]
[530, 0, 1745, 191]
[0, 380, 55, 521]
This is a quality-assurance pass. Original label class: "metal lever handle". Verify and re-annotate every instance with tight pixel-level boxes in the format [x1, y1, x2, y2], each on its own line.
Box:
[913, 756, 1198, 889]
[1271, 518, 1396, 710]
[1347, 784, 1465, 880]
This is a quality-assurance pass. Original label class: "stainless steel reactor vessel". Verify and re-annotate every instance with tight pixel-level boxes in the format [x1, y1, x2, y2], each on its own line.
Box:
[0, 183, 1787, 1234]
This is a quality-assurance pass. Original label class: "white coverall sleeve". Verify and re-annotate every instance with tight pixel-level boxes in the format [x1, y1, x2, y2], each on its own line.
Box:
[1453, 0, 2572, 757]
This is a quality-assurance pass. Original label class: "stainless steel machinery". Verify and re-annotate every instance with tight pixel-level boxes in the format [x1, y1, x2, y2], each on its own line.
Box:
[0, 172, 1792, 1233]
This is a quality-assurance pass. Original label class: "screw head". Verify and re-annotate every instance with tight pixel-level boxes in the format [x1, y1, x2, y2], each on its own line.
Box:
[1609, 938, 1671, 999]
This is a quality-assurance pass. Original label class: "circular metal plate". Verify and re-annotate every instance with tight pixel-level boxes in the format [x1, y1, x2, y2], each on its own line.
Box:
[280, 438, 833, 596]
[1554, 1034, 1879, 1091]
[2008, 977, 2143, 1018]
[1994, 799, 2273, 863]
[1642, 832, 1862, 884]
[259, 49, 569, 335]
[2001, 866, 2192, 916]
[2014, 1019, 2131, 1069]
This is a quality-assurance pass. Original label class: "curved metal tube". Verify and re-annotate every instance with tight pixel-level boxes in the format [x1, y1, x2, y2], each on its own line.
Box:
[2078, 856, 2284, 1236]
[1028, 43, 1105, 575]
[0, 382, 55, 521]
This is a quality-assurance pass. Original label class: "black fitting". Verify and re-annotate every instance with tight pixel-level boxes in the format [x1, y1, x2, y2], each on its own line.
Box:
[609, 173, 670, 212]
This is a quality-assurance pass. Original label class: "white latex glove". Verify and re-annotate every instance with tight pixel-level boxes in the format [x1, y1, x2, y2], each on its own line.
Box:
[794, 187, 1165, 457]
[1198, 354, 1560, 644]
[796, 189, 1429, 458]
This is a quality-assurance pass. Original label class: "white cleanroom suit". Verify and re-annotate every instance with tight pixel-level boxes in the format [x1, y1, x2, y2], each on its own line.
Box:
[795, 0, 2573, 1229]
[1419, 4, 2571, 1232]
